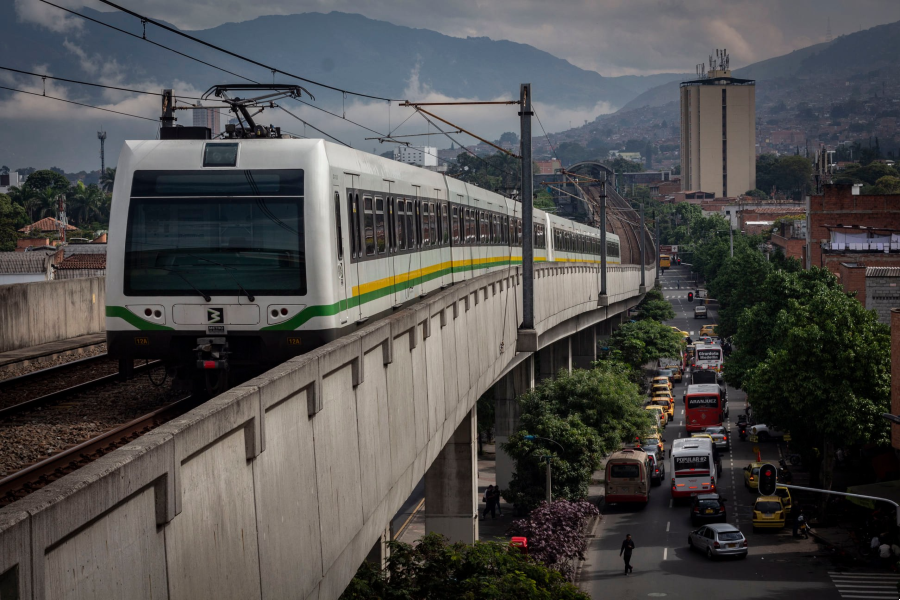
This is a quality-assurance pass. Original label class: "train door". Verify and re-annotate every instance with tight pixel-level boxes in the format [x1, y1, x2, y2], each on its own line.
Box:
[333, 190, 350, 325]
[345, 175, 363, 321]
[394, 190, 421, 304]
[438, 199, 451, 288]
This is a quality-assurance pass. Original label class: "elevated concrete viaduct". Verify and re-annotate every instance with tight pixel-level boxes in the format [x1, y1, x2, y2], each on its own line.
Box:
[0, 262, 653, 600]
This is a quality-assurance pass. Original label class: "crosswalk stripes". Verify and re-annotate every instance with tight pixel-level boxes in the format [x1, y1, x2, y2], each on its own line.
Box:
[828, 571, 900, 599]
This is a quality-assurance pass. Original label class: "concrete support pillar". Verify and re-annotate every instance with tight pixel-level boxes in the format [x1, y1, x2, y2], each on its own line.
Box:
[494, 356, 535, 492]
[537, 346, 553, 383]
[572, 326, 597, 370]
[551, 337, 571, 376]
[364, 524, 391, 569]
[425, 409, 478, 543]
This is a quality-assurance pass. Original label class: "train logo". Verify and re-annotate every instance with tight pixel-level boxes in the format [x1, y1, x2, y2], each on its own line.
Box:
[207, 308, 223, 324]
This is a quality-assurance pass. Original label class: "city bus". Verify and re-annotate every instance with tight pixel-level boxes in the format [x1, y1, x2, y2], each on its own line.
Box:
[660, 254, 671, 269]
[671, 438, 716, 500]
[692, 343, 724, 380]
[684, 383, 724, 432]
[605, 448, 652, 505]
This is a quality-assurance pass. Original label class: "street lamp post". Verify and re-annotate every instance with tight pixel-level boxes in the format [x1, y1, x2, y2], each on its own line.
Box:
[524, 435, 565, 503]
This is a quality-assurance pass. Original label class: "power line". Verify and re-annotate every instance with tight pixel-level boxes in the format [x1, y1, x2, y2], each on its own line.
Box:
[533, 107, 560, 163]
[97, 0, 403, 102]
[37, 0, 260, 84]
[0, 65, 204, 99]
[0, 84, 157, 121]
[276, 105, 351, 147]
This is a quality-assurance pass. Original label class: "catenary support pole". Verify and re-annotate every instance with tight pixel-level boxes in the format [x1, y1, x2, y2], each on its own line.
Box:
[639, 202, 646, 288]
[520, 83, 534, 330]
[600, 177, 607, 297]
[730, 226, 734, 258]
[546, 457, 552, 503]
[655, 211, 661, 281]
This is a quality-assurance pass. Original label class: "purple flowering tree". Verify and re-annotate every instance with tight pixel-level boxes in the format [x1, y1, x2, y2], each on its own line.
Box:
[509, 499, 600, 581]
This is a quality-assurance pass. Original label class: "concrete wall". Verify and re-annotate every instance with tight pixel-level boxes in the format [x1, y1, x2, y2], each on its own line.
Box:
[0, 277, 105, 353]
[866, 276, 900, 324]
[0, 264, 651, 600]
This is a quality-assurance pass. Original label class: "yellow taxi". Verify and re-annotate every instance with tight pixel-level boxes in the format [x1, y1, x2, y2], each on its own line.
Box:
[752, 495, 786, 531]
[742, 462, 764, 490]
[700, 324, 718, 337]
[649, 398, 674, 419]
[652, 376, 673, 390]
[690, 433, 714, 445]
[665, 364, 684, 382]
[651, 385, 671, 399]
[645, 405, 667, 427]
[774, 485, 792, 511]
[644, 430, 665, 454]
[671, 326, 690, 339]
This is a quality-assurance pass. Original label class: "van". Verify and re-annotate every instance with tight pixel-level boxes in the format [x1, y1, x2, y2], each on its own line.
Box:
[605, 448, 652, 504]
[694, 305, 707, 319]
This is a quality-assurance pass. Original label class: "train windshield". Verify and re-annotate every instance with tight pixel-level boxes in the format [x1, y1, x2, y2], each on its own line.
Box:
[125, 170, 305, 296]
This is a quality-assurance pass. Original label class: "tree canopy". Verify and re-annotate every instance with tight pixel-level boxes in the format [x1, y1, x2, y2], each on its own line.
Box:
[608, 318, 684, 370]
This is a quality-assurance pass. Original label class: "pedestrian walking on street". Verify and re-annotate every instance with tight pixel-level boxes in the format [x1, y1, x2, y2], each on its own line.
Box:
[481, 485, 497, 520]
[620, 534, 635, 575]
[491, 486, 503, 516]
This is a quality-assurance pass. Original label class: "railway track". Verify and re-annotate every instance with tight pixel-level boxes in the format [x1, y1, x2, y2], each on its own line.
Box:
[0, 360, 162, 420]
[0, 395, 199, 507]
[0, 353, 111, 391]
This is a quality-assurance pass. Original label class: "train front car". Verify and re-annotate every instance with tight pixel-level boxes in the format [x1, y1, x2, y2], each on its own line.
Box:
[106, 139, 334, 394]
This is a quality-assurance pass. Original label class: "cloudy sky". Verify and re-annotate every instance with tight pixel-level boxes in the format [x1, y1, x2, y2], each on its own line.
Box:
[6, 0, 900, 172]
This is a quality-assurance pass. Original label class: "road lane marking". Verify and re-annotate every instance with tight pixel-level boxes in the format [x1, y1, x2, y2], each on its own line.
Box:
[666, 521, 670, 532]
[669, 499, 673, 508]
[663, 548, 668, 560]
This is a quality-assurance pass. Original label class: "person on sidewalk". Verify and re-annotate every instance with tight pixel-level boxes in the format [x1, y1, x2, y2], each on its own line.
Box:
[481, 485, 497, 520]
[490, 486, 503, 517]
[620, 534, 635, 575]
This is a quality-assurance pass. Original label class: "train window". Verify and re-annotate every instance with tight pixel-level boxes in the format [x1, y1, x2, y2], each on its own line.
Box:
[494, 215, 501, 244]
[517, 220, 522, 246]
[430, 203, 437, 246]
[442, 204, 449, 245]
[397, 200, 406, 250]
[421, 203, 430, 245]
[451, 206, 459, 243]
[334, 192, 343, 261]
[364, 197, 376, 256]
[416, 200, 428, 248]
[480, 211, 488, 242]
[375, 198, 386, 254]
[465, 209, 472, 243]
[349, 194, 359, 258]
[407, 200, 416, 248]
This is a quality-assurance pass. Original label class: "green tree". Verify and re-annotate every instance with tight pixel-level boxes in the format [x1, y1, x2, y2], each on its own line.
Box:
[742, 269, 890, 514]
[871, 175, 900, 194]
[534, 189, 556, 211]
[706, 249, 773, 338]
[67, 182, 107, 226]
[636, 298, 675, 322]
[606, 157, 643, 174]
[499, 131, 519, 146]
[0, 193, 27, 251]
[448, 152, 521, 193]
[22, 169, 70, 194]
[609, 319, 684, 370]
[744, 188, 768, 199]
[341, 533, 589, 600]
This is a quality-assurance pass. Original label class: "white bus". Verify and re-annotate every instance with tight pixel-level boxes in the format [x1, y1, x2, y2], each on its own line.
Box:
[671, 438, 717, 500]
[692, 343, 724, 380]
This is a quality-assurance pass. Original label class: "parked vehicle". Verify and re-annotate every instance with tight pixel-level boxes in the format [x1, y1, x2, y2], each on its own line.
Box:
[688, 523, 748, 559]
[750, 424, 787, 442]
[752, 496, 786, 532]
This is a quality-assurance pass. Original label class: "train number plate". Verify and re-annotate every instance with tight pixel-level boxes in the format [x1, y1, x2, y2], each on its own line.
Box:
[135, 337, 150, 345]
[207, 325, 227, 334]
[287, 337, 301, 345]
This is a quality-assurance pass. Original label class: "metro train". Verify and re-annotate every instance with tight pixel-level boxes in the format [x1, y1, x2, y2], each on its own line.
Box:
[106, 138, 621, 391]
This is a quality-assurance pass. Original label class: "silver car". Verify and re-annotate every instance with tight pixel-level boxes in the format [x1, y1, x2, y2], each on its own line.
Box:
[703, 426, 730, 451]
[688, 523, 748, 559]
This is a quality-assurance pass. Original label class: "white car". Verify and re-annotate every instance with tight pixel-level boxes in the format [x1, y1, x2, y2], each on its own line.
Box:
[749, 424, 786, 442]
[688, 523, 748, 559]
[703, 426, 730, 451]
[694, 305, 708, 319]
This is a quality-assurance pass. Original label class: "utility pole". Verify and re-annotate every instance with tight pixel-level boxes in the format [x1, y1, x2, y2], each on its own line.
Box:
[545, 457, 552, 503]
[599, 175, 607, 303]
[639, 202, 646, 290]
[97, 130, 107, 173]
[730, 226, 734, 258]
[520, 83, 534, 330]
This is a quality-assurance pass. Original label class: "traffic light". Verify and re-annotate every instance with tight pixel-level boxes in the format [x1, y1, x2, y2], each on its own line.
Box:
[758, 463, 778, 496]
[688, 292, 694, 302]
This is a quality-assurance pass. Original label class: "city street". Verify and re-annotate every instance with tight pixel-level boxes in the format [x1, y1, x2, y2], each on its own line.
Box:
[579, 264, 851, 600]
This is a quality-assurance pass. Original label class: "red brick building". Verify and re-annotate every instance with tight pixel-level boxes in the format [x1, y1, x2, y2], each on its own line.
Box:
[770, 218, 806, 264]
[809, 184, 900, 274]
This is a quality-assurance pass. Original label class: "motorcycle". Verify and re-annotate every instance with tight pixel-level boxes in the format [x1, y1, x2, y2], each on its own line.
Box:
[737, 417, 748, 441]
[796, 516, 810, 539]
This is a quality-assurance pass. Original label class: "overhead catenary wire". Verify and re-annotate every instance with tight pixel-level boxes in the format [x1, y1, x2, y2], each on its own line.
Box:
[276, 105, 351, 147]
[0, 65, 205, 100]
[0, 84, 157, 121]
[36, 0, 260, 84]
[533, 107, 560, 163]
[96, 0, 404, 102]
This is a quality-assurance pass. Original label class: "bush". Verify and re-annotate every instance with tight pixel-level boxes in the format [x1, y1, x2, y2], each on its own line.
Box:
[340, 533, 590, 600]
[509, 500, 599, 581]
